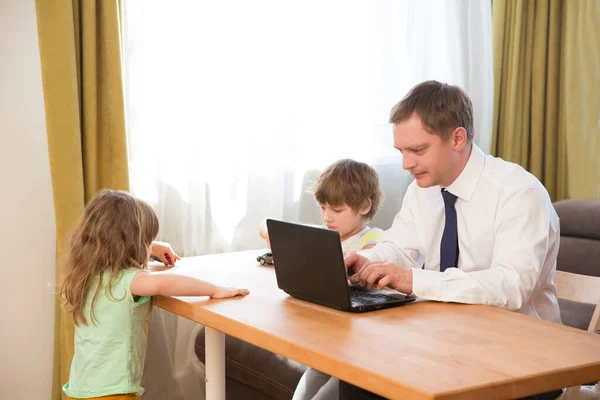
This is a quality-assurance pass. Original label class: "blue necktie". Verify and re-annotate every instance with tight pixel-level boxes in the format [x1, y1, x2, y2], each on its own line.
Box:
[440, 189, 459, 272]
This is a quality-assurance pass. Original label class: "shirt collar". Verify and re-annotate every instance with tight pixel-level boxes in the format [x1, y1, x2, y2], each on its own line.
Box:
[444, 143, 485, 202]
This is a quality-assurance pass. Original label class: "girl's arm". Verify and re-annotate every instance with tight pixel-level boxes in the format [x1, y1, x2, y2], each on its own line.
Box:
[151, 241, 182, 265]
[131, 272, 249, 299]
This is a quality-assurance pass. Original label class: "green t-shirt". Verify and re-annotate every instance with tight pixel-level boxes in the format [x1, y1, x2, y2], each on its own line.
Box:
[63, 268, 151, 398]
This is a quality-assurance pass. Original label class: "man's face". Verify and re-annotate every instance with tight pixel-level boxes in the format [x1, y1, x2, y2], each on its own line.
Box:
[393, 114, 463, 188]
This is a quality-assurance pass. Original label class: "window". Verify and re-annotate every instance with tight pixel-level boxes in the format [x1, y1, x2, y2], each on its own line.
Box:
[123, 0, 492, 255]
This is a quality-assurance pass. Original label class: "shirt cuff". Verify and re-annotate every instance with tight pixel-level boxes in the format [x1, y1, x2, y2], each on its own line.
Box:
[411, 268, 442, 300]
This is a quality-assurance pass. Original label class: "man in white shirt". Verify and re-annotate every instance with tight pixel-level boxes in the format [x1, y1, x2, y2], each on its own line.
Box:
[340, 81, 562, 400]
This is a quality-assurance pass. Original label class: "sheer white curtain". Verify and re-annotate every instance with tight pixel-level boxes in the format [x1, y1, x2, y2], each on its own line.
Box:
[123, 1, 492, 399]
[124, 0, 492, 257]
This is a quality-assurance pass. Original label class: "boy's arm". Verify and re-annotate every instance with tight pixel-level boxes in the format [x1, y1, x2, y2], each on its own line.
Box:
[258, 219, 271, 248]
[131, 272, 249, 299]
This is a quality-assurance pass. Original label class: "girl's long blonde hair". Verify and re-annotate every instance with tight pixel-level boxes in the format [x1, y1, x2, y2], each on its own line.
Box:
[60, 189, 159, 325]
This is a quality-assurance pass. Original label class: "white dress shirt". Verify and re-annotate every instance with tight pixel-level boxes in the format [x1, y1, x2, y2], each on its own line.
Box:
[359, 144, 561, 323]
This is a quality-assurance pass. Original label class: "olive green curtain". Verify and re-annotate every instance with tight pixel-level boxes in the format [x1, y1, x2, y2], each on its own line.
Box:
[34, 1, 130, 398]
[492, 0, 600, 200]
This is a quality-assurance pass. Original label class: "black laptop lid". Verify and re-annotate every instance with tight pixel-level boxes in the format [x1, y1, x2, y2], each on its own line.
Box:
[267, 219, 352, 309]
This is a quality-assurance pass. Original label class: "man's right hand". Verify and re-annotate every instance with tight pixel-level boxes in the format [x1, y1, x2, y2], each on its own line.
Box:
[343, 252, 369, 277]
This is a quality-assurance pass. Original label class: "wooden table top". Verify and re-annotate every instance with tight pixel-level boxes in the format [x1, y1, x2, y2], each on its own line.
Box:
[152, 250, 600, 400]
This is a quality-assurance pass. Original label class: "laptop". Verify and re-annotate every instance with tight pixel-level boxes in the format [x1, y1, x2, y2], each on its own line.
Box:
[267, 219, 415, 312]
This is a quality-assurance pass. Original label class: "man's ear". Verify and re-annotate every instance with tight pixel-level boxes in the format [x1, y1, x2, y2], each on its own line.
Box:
[452, 127, 468, 151]
[360, 199, 372, 216]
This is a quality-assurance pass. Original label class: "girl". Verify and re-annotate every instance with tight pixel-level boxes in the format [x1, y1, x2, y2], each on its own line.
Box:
[60, 189, 248, 399]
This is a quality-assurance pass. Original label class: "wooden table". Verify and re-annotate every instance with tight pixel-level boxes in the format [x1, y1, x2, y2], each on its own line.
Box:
[152, 250, 600, 400]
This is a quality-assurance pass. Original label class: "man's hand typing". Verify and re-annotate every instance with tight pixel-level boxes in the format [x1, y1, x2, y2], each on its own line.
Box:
[350, 261, 413, 294]
[343, 252, 369, 277]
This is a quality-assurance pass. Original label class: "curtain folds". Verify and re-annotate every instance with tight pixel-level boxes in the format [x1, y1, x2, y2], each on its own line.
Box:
[492, 0, 600, 200]
[34, 1, 129, 398]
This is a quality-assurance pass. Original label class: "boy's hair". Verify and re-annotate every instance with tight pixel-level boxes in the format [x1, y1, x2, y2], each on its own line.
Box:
[313, 159, 382, 222]
[60, 189, 159, 326]
[389, 80, 474, 143]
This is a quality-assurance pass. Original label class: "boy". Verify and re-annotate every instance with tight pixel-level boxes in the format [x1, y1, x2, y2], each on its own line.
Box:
[260, 158, 385, 400]
[259, 158, 384, 253]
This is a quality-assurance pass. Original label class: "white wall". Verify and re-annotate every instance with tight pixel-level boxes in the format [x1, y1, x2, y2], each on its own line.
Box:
[0, 0, 56, 398]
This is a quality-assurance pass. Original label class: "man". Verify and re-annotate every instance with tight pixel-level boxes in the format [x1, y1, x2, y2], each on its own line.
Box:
[341, 81, 562, 400]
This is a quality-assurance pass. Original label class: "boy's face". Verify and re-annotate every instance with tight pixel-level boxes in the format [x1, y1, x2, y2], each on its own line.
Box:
[320, 203, 368, 242]
[393, 114, 467, 188]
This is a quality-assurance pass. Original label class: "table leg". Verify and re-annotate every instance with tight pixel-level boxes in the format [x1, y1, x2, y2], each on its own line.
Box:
[205, 327, 226, 400]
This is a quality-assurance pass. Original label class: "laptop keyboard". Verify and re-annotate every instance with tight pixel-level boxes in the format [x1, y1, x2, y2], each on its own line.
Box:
[348, 286, 401, 305]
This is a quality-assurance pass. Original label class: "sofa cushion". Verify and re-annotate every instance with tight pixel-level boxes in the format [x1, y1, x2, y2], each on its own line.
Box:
[557, 236, 600, 276]
[224, 376, 276, 400]
[554, 199, 600, 241]
[195, 330, 307, 400]
[558, 298, 596, 331]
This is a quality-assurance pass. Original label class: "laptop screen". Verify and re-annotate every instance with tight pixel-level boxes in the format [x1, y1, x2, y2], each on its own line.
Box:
[267, 219, 352, 309]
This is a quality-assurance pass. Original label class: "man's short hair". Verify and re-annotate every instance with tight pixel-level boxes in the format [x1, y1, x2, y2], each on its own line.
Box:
[313, 159, 382, 221]
[389, 80, 474, 143]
